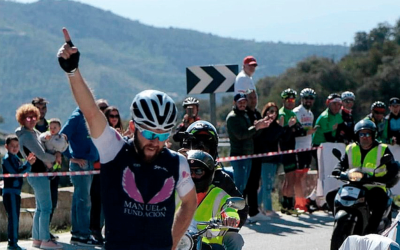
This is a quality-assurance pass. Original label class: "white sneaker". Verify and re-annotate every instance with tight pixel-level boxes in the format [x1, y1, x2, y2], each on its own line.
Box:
[249, 212, 271, 221]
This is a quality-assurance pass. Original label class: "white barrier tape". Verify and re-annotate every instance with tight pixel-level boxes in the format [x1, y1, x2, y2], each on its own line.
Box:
[216, 146, 322, 163]
[0, 170, 100, 178]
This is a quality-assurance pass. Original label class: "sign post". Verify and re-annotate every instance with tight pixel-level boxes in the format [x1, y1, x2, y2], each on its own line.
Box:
[186, 65, 238, 125]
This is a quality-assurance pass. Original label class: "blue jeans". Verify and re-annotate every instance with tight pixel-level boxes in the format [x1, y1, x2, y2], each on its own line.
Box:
[70, 161, 94, 238]
[231, 159, 252, 194]
[27, 176, 52, 241]
[260, 163, 277, 211]
[222, 231, 244, 250]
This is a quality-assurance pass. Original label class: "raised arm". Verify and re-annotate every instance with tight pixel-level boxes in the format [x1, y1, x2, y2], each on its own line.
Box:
[57, 27, 107, 138]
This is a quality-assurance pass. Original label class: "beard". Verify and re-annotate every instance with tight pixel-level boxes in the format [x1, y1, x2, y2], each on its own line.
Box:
[133, 130, 163, 163]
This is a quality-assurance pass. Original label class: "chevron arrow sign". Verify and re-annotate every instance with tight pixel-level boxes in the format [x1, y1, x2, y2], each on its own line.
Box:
[186, 65, 239, 94]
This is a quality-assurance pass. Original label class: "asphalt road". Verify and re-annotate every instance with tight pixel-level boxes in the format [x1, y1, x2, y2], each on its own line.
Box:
[0, 211, 334, 250]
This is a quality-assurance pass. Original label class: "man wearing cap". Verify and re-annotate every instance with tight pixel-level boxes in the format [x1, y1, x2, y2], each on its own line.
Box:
[387, 97, 400, 145]
[226, 93, 268, 194]
[312, 93, 344, 147]
[234, 56, 258, 94]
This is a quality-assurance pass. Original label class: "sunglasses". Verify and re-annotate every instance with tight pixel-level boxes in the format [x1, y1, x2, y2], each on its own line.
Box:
[190, 168, 205, 176]
[373, 110, 385, 115]
[108, 114, 120, 119]
[344, 100, 354, 103]
[359, 132, 371, 138]
[26, 116, 37, 122]
[267, 109, 277, 114]
[99, 106, 108, 111]
[135, 123, 170, 142]
[303, 97, 315, 100]
[286, 98, 296, 103]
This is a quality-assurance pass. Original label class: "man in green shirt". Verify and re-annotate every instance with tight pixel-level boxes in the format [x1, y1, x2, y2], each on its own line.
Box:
[312, 93, 343, 147]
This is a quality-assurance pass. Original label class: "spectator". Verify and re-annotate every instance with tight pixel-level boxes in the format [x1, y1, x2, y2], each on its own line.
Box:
[293, 88, 318, 212]
[95, 99, 109, 113]
[244, 89, 271, 221]
[258, 102, 286, 218]
[226, 93, 267, 194]
[312, 93, 343, 147]
[365, 101, 388, 143]
[2, 135, 36, 250]
[386, 97, 400, 145]
[278, 89, 308, 215]
[39, 118, 68, 170]
[15, 104, 63, 249]
[309, 93, 343, 211]
[337, 91, 356, 144]
[173, 97, 201, 146]
[57, 28, 197, 250]
[32, 97, 49, 133]
[234, 56, 258, 94]
[32, 97, 60, 240]
[104, 106, 124, 134]
[60, 107, 101, 246]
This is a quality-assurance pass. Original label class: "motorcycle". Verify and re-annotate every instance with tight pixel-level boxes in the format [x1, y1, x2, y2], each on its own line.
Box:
[330, 148, 394, 250]
[177, 197, 245, 250]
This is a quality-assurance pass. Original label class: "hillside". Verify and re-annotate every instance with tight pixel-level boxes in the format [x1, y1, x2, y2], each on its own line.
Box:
[0, 0, 348, 132]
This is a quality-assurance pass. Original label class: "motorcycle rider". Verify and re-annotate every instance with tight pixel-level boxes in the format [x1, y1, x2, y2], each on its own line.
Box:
[329, 119, 399, 234]
[178, 120, 249, 227]
[187, 150, 243, 250]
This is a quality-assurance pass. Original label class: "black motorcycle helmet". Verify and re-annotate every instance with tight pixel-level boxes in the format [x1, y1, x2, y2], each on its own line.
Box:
[187, 150, 216, 193]
[182, 120, 219, 160]
[354, 119, 377, 141]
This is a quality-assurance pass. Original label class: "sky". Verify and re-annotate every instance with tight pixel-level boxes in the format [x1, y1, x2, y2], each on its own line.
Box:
[13, 0, 400, 45]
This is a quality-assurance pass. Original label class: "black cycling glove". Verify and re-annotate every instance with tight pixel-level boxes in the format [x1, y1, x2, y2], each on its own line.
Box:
[331, 169, 341, 177]
[58, 40, 80, 73]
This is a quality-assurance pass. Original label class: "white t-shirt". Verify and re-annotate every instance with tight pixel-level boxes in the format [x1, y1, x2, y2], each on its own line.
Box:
[293, 104, 314, 149]
[92, 126, 194, 198]
[234, 70, 255, 94]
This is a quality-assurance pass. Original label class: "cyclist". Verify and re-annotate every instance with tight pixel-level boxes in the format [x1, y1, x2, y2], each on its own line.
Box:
[365, 101, 388, 143]
[173, 97, 201, 146]
[337, 91, 356, 144]
[57, 28, 197, 250]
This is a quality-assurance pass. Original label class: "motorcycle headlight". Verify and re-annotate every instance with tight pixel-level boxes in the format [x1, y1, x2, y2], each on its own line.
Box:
[176, 233, 194, 250]
[348, 169, 363, 182]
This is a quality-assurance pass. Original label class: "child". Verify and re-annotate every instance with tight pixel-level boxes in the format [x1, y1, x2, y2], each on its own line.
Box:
[2, 135, 36, 250]
[39, 118, 68, 171]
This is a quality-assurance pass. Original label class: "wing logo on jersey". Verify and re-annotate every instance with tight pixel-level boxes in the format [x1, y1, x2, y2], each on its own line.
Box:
[122, 167, 175, 204]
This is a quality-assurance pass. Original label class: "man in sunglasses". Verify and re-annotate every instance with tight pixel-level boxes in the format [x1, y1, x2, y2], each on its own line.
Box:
[328, 119, 399, 234]
[234, 56, 258, 94]
[386, 97, 400, 145]
[57, 28, 196, 250]
[365, 101, 388, 143]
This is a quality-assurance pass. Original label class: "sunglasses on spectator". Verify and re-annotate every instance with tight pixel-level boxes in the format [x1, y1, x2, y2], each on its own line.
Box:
[135, 123, 170, 142]
[344, 99, 354, 103]
[108, 114, 120, 119]
[99, 106, 108, 111]
[359, 132, 371, 138]
[286, 98, 296, 103]
[303, 97, 314, 100]
[25, 116, 37, 122]
[190, 168, 205, 176]
[267, 109, 277, 114]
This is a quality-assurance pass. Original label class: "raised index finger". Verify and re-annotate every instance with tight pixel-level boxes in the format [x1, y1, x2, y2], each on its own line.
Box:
[62, 27, 71, 42]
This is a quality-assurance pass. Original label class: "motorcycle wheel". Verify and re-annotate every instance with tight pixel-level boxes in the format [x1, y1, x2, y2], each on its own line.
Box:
[330, 220, 353, 250]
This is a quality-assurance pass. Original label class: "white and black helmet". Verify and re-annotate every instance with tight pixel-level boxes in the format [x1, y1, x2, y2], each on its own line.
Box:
[300, 88, 316, 98]
[182, 97, 199, 108]
[130, 90, 177, 131]
[341, 91, 355, 101]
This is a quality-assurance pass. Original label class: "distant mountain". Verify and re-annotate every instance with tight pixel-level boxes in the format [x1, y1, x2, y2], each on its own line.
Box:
[0, 0, 349, 132]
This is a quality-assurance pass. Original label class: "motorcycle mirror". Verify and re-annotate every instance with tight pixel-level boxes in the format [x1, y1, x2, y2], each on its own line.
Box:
[380, 154, 393, 166]
[224, 197, 245, 210]
[332, 148, 342, 161]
